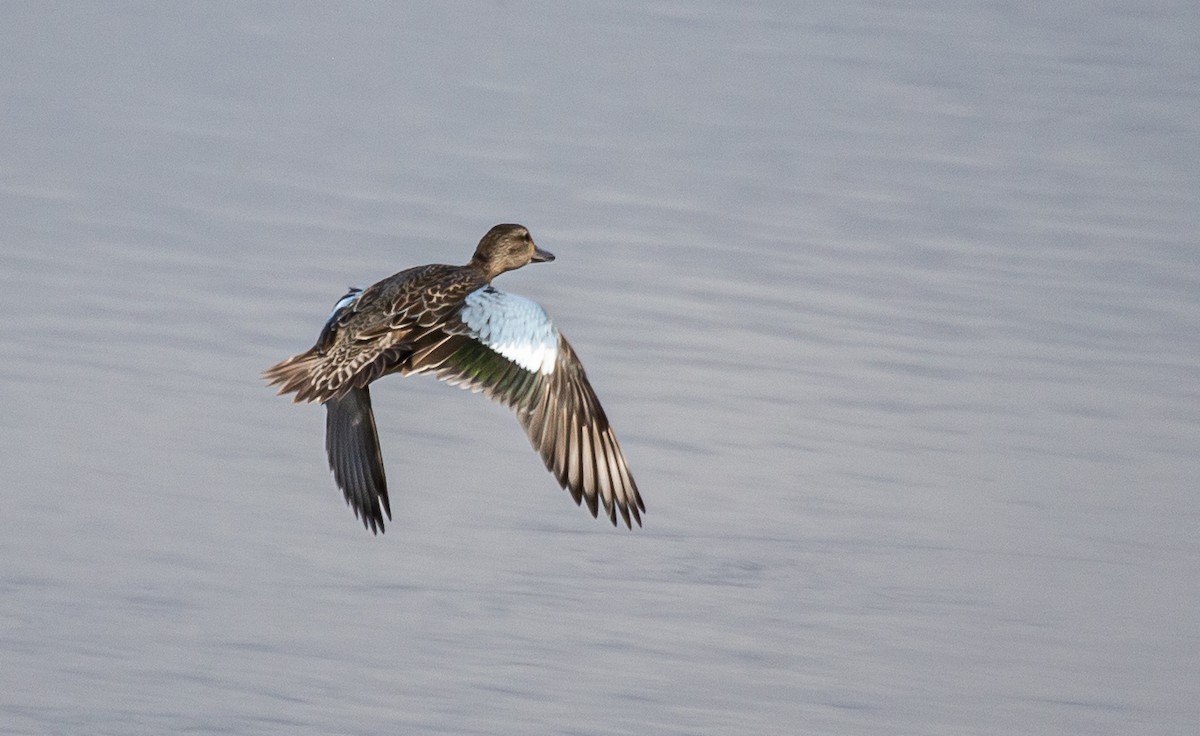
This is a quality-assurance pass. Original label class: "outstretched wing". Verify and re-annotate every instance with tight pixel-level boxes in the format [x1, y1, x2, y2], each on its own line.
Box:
[407, 287, 644, 528]
[325, 387, 391, 534]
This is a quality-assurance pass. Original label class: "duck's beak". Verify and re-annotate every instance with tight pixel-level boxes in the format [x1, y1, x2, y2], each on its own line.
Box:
[531, 246, 555, 263]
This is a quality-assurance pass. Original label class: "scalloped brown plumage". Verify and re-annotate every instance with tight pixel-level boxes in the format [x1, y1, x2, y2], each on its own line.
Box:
[263, 224, 644, 534]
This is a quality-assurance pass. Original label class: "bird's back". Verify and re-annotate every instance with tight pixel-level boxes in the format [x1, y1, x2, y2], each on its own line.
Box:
[266, 262, 486, 403]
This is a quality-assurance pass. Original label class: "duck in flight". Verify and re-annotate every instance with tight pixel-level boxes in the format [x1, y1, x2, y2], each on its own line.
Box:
[264, 224, 644, 534]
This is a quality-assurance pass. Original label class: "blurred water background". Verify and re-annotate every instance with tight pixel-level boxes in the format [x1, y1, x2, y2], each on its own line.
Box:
[1, 2, 1197, 734]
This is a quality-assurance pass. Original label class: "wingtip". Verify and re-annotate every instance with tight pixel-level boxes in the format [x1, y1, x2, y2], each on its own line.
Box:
[353, 503, 387, 535]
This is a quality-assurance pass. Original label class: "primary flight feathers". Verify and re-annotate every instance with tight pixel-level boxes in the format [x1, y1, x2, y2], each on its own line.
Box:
[264, 224, 644, 534]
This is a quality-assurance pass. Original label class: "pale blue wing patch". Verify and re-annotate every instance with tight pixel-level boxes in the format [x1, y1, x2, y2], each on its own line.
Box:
[316, 287, 363, 355]
[460, 287, 559, 375]
[328, 287, 363, 320]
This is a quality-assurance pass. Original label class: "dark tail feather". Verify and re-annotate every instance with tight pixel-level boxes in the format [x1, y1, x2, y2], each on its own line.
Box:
[325, 388, 392, 534]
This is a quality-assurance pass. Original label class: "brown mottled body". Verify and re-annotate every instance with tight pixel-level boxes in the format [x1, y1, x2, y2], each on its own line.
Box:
[264, 224, 644, 534]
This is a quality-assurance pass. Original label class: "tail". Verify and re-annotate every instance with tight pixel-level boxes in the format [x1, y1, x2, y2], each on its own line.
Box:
[263, 348, 328, 403]
[326, 388, 392, 534]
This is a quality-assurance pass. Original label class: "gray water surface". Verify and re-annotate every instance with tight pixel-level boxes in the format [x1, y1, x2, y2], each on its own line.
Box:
[2, 3, 1198, 734]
